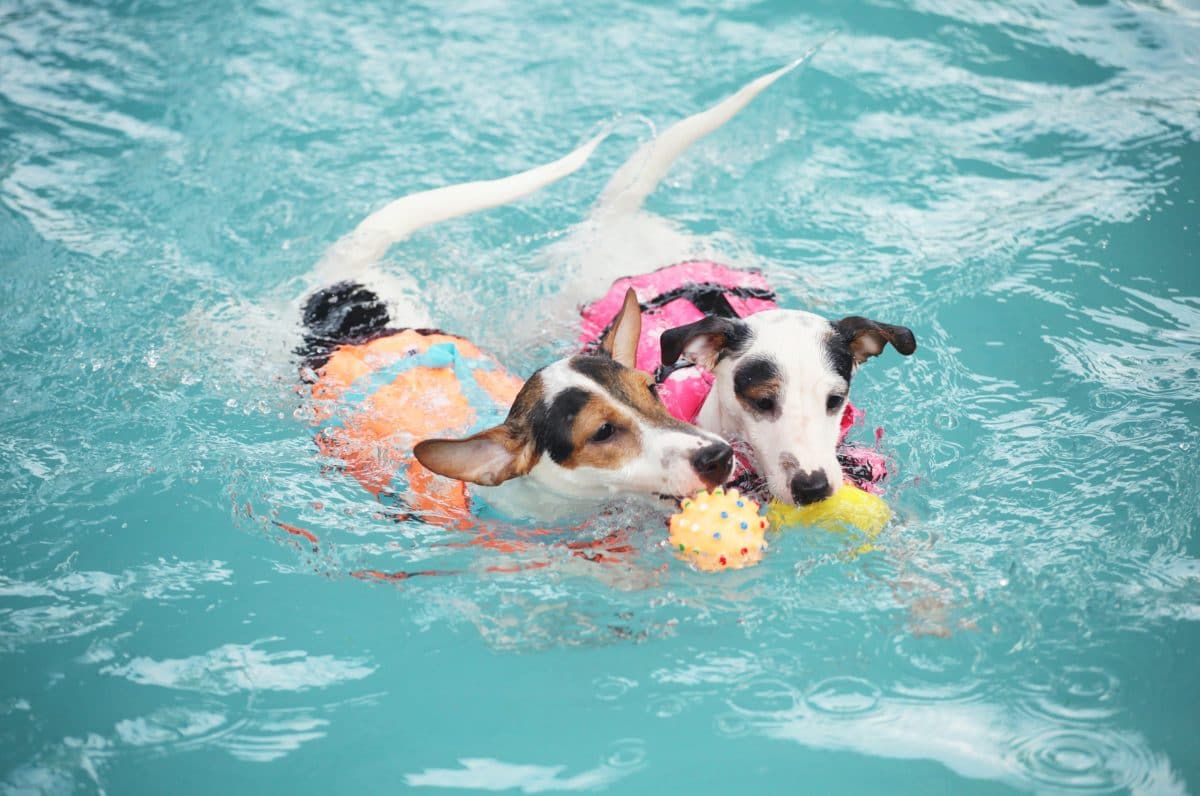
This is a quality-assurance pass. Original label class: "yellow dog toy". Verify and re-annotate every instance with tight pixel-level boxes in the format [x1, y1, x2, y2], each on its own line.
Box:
[668, 487, 769, 571]
[767, 482, 890, 535]
[670, 483, 890, 570]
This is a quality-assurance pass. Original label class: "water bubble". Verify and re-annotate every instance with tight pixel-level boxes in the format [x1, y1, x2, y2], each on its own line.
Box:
[934, 413, 959, 430]
[1020, 666, 1120, 723]
[1010, 728, 1158, 793]
[713, 712, 749, 737]
[647, 694, 688, 719]
[604, 738, 646, 769]
[728, 678, 802, 717]
[1088, 390, 1126, 411]
[1045, 433, 1107, 463]
[593, 675, 636, 701]
[805, 677, 881, 716]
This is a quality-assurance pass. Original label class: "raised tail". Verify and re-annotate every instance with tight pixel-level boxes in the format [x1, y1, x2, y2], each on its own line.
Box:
[593, 47, 823, 219]
[311, 130, 608, 286]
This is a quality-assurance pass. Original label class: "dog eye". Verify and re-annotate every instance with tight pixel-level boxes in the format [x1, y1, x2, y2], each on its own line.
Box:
[826, 394, 845, 412]
[591, 423, 617, 443]
[755, 396, 776, 413]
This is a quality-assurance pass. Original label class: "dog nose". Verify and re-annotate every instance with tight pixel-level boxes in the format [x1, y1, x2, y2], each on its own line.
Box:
[790, 470, 831, 505]
[691, 442, 734, 487]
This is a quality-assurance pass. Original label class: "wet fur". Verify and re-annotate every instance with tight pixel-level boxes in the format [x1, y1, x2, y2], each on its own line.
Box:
[303, 50, 913, 514]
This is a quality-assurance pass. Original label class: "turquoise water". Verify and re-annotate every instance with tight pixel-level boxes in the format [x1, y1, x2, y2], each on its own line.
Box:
[2, 0, 1199, 792]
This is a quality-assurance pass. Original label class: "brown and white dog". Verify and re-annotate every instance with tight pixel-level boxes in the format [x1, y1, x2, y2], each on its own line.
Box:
[300, 257, 733, 526]
[302, 52, 913, 523]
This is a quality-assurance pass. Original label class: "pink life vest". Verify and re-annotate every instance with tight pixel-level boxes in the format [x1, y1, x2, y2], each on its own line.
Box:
[579, 261, 889, 490]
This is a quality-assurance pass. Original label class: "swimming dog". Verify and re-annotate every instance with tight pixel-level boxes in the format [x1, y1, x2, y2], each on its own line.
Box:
[299, 159, 734, 526]
[302, 50, 914, 527]
[539, 52, 917, 507]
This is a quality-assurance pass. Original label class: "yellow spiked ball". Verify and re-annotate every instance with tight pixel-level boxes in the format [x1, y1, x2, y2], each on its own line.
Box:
[668, 487, 769, 571]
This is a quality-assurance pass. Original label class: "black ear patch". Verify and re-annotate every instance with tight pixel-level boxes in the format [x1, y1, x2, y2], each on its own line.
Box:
[832, 316, 917, 367]
[660, 316, 751, 370]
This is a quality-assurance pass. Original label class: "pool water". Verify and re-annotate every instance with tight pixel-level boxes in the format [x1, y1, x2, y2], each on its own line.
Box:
[2, 0, 1199, 793]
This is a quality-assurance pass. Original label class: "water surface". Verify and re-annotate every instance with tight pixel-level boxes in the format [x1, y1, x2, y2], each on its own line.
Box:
[2, 0, 1199, 793]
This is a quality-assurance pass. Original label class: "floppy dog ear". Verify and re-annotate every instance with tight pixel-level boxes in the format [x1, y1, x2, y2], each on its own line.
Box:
[414, 425, 535, 486]
[598, 288, 642, 369]
[660, 316, 749, 371]
[834, 316, 917, 365]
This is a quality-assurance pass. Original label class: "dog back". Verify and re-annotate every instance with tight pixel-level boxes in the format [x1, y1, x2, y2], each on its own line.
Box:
[306, 327, 524, 524]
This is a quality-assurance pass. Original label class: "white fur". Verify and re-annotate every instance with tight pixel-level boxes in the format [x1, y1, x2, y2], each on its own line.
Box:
[307, 131, 608, 328]
[306, 56, 822, 517]
[552, 52, 817, 310]
[695, 310, 848, 504]
[477, 359, 731, 520]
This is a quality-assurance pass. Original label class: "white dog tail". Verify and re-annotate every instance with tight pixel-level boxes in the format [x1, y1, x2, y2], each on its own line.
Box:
[594, 48, 821, 219]
[311, 131, 607, 286]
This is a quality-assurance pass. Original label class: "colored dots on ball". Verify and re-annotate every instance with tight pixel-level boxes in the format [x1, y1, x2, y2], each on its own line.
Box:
[667, 487, 768, 572]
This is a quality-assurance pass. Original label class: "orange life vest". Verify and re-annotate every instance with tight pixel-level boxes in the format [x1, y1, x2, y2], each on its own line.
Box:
[306, 328, 524, 529]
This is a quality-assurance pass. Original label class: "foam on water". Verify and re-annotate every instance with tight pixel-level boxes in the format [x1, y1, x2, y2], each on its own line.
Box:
[2, 0, 1199, 793]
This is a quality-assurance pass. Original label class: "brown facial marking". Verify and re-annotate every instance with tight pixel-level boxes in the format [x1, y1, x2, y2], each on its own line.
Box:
[569, 355, 695, 433]
[557, 394, 644, 471]
[733, 356, 783, 420]
[779, 452, 800, 474]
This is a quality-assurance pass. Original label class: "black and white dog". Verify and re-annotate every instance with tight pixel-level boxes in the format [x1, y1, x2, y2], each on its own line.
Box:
[303, 54, 914, 521]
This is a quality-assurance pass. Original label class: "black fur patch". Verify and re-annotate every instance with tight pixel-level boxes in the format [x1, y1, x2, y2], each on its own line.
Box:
[531, 387, 591, 464]
[569, 354, 697, 436]
[570, 355, 627, 397]
[734, 356, 780, 389]
[733, 355, 783, 420]
[299, 281, 391, 369]
[659, 316, 752, 367]
[831, 316, 918, 367]
[825, 323, 856, 383]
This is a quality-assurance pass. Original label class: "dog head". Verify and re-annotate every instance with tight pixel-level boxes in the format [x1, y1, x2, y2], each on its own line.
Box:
[661, 310, 916, 506]
[415, 290, 735, 502]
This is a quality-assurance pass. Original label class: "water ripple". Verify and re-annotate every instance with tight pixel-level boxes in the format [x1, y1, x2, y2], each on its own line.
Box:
[805, 677, 882, 717]
[2, 0, 1199, 790]
[1010, 727, 1169, 794]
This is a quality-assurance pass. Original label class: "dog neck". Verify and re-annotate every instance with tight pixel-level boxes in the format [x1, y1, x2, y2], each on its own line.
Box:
[472, 477, 607, 525]
[693, 376, 730, 439]
[473, 474, 674, 526]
